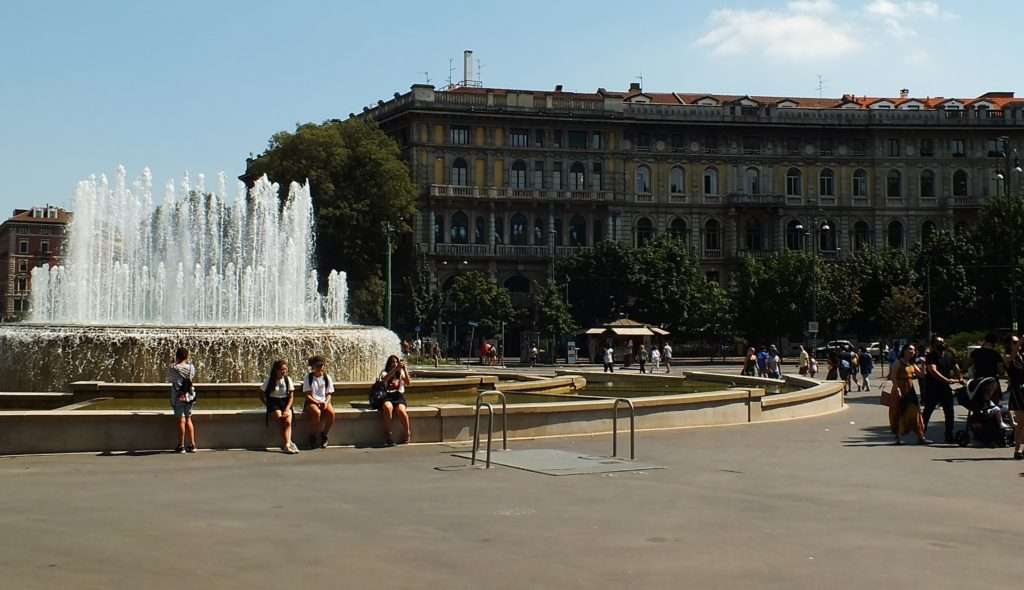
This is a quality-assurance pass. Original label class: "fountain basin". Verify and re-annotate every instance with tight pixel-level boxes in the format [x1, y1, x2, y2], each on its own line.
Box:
[0, 323, 399, 392]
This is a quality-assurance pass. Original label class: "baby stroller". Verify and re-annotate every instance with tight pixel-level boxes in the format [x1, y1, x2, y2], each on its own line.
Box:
[954, 377, 1016, 448]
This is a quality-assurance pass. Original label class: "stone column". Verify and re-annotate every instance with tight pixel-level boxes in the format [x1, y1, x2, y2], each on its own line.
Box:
[428, 207, 436, 251]
[489, 209, 496, 253]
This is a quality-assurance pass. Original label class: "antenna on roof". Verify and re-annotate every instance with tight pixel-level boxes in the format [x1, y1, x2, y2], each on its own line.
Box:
[446, 58, 455, 89]
[635, 74, 644, 90]
[816, 74, 827, 99]
[476, 57, 483, 86]
[422, 71, 431, 84]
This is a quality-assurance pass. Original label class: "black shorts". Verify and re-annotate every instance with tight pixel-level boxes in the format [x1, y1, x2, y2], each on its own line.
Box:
[266, 397, 290, 413]
[370, 391, 407, 411]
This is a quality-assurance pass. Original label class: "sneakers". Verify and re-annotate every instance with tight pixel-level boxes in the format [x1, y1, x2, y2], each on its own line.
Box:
[283, 442, 300, 454]
[175, 445, 186, 454]
[186, 446, 196, 453]
[319, 433, 329, 449]
[1014, 451, 1023, 460]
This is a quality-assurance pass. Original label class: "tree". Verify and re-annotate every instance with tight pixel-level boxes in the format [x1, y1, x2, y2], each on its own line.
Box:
[631, 236, 709, 333]
[911, 229, 978, 334]
[847, 249, 916, 338]
[533, 280, 579, 351]
[732, 250, 815, 342]
[878, 286, 926, 340]
[971, 193, 1024, 329]
[405, 258, 445, 335]
[245, 118, 417, 300]
[556, 241, 637, 326]
[447, 272, 514, 337]
[348, 274, 385, 325]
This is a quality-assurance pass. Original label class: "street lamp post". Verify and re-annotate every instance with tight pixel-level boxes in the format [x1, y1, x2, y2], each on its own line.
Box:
[795, 216, 831, 354]
[995, 136, 1022, 198]
[383, 221, 394, 330]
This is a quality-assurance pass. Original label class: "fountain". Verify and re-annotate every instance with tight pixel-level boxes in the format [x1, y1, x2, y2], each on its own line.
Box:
[0, 166, 398, 391]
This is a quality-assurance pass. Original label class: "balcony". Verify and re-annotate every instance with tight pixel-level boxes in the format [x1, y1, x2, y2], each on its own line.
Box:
[555, 246, 592, 258]
[429, 185, 612, 202]
[949, 196, 978, 208]
[702, 248, 723, 259]
[669, 192, 687, 203]
[727, 193, 785, 207]
[635, 193, 654, 203]
[736, 249, 775, 259]
[852, 196, 870, 207]
[434, 243, 492, 257]
[495, 245, 552, 258]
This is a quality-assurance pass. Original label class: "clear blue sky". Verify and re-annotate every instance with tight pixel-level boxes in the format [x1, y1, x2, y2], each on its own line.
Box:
[1, 0, 1018, 214]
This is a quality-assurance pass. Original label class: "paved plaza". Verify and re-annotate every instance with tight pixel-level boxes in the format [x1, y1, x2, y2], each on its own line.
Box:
[2, 387, 1021, 589]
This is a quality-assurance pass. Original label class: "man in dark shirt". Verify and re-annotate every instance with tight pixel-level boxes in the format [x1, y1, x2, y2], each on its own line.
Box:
[971, 333, 1003, 379]
[923, 337, 960, 443]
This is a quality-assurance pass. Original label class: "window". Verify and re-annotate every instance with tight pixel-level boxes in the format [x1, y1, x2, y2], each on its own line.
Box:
[570, 162, 586, 190]
[474, 217, 486, 244]
[921, 221, 936, 244]
[16, 278, 27, 291]
[820, 221, 837, 252]
[569, 216, 587, 246]
[786, 220, 803, 251]
[743, 137, 761, 155]
[670, 167, 686, 194]
[920, 139, 935, 157]
[703, 137, 719, 154]
[450, 212, 468, 244]
[819, 168, 835, 196]
[853, 169, 868, 197]
[552, 162, 562, 191]
[40, 240, 49, 255]
[510, 214, 528, 245]
[786, 168, 802, 196]
[636, 218, 654, 247]
[669, 218, 687, 239]
[592, 162, 603, 190]
[852, 139, 867, 157]
[450, 158, 468, 186]
[953, 170, 969, 196]
[635, 165, 651, 194]
[591, 132, 603, 150]
[786, 138, 801, 155]
[820, 139, 834, 157]
[568, 130, 588, 149]
[853, 221, 871, 252]
[888, 139, 900, 157]
[552, 130, 563, 148]
[494, 216, 504, 244]
[987, 138, 1003, 155]
[920, 170, 936, 198]
[533, 161, 544, 189]
[592, 219, 604, 242]
[552, 218, 563, 246]
[449, 126, 469, 145]
[745, 167, 760, 195]
[19, 240, 28, 254]
[706, 271, 720, 284]
[951, 139, 965, 156]
[510, 161, 528, 189]
[534, 218, 546, 245]
[886, 170, 902, 197]
[18, 260, 27, 272]
[670, 134, 685, 152]
[704, 220, 721, 252]
[744, 220, 764, 251]
[534, 129, 544, 147]
[703, 167, 719, 195]
[637, 133, 651, 151]
[434, 214, 445, 244]
[510, 129, 529, 147]
[887, 221, 904, 249]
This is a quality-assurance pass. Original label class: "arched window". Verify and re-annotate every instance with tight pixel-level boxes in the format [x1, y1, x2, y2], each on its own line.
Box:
[510, 213, 528, 245]
[636, 165, 651, 194]
[704, 219, 721, 252]
[819, 168, 835, 196]
[636, 217, 654, 247]
[451, 158, 468, 186]
[786, 167, 802, 196]
[921, 221, 936, 244]
[510, 160, 528, 189]
[434, 214, 445, 244]
[887, 220, 904, 249]
[920, 170, 936, 198]
[745, 220, 764, 251]
[474, 216, 486, 244]
[570, 162, 586, 190]
[533, 218, 546, 245]
[553, 217, 563, 246]
[703, 167, 719, 195]
[853, 169, 868, 197]
[745, 167, 760, 195]
[670, 166, 685, 194]
[819, 220, 837, 251]
[786, 220, 803, 250]
[669, 218, 687, 239]
[853, 221, 871, 252]
[953, 170, 969, 197]
[569, 215, 587, 246]
[450, 212, 468, 244]
[494, 215, 504, 244]
[886, 169, 902, 197]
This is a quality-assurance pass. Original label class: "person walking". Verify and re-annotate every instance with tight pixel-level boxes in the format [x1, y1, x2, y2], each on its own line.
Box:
[529, 344, 539, 368]
[742, 347, 758, 376]
[638, 344, 648, 374]
[765, 345, 782, 379]
[922, 337, 960, 444]
[1005, 335, 1024, 460]
[168, 347, 198, 454]
[603, 345, 615, 373]
[857, 346, 875, 392]
[888, 344, 930, 445]
[662, 342, 673, 374]
[798, 345, 810, 376]
[756, 347, 768, 378]
[650, 346, 661, 373]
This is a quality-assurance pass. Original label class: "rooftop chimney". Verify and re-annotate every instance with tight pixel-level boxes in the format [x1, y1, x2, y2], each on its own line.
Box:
[900, 88, 910, 98]
[463, 50, 474, 86]
[629, 82, 641, 92]
[555, 84, 563, 92]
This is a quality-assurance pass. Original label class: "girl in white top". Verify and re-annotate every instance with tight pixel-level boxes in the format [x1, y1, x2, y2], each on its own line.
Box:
[261, 359, 298, 454]
[303, 355, 336, 449]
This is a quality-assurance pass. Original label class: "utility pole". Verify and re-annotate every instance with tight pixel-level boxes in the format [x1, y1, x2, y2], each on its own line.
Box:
[383, 221, 393, 329]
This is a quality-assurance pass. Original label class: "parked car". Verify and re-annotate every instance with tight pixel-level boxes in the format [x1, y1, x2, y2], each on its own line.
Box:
[814, 339, 853, 358]
[866, 341, 882, 360]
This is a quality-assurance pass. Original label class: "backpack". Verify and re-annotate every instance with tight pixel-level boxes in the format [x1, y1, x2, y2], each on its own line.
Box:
[307, 372, 332, 392]
[175, 366, 196, 403]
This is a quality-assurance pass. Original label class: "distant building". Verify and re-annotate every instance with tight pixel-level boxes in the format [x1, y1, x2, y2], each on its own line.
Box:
[0, 205, 72, 320]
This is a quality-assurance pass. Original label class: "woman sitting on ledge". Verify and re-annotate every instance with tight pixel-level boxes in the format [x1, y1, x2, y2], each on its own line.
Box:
[371, 355, 412, 446]
[261, 359, 299, 454]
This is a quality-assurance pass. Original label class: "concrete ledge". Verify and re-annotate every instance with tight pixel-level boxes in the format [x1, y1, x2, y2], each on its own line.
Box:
[0, 392, 74, 410]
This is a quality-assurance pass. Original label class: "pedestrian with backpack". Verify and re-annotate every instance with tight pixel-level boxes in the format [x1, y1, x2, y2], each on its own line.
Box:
[303, 355, 336, 449]
[168, 347, 198, 454]
[261, 359, 299, 454]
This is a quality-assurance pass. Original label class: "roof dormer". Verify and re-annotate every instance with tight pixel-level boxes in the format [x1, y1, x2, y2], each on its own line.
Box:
[898, 99, 925, 110]
[694, 95, 720, 107]
[776, 99, 799, 108]
[868, 99, 895, 110]
[937, 99, 964, 110]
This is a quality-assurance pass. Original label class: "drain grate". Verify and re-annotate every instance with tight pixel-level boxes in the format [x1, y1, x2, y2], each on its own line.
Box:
[451, 448, 664, 476]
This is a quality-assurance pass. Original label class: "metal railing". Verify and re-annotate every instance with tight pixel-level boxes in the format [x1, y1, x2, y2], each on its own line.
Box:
[611, 398, 636, 460]
[472, 391, 508, 468]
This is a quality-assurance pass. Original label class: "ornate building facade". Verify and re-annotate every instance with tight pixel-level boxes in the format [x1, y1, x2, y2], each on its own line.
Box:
[361, 83, 1024, 296]
[0, 205, 71, 320]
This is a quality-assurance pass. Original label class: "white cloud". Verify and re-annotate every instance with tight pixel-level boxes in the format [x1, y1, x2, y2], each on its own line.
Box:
[864, 1, 958, 38]
[694, 7, 860, 61]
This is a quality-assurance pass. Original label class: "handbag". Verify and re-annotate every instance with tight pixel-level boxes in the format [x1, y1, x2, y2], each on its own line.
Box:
[880, 385, 897, 407]
[369, 380, 387, 409]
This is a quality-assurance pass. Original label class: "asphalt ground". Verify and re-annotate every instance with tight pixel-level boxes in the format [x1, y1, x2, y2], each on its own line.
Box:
[1, 386, 1021, 589]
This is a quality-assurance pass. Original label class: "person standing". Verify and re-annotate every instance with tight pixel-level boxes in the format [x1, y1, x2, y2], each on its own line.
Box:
[798, 345, 810, 376]
[1005, 335, 1024, 460]
[650, 346, 661, 373]
[742, 347, 758, 376]
[765, 345, 782, 379]
[850, 346, 861, 390]
[261, 359, 299, 454]
[638, 344, 648, 374]
[889, 344, 930, 445]
[603, 345, 615, 373]
[529, 344, 539, 368]
[756, 347, 768, 378]
[922, 337, 959, 444]
[303, 355, 336, 450]
[168, 347, 198, 454]
[662, 342, 673, 374]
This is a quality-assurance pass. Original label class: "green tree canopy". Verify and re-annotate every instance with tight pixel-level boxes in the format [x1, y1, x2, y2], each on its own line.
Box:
[879, 286, 926, 340]
[447, 272, 515, 337]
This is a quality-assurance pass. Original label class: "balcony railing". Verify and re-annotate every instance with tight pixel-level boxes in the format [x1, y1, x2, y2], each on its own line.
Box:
[495, 245, 551, 258]
[434, 244, 492, 257]
[950, 196, 978, 208]
[703, 248, 723, 259]
[669, 192, 687, 203]
[736, 249, 775, 259]
[430, 185, 612, 202]
[727, 193, 786, 207]
[635, 193, 654, 203]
